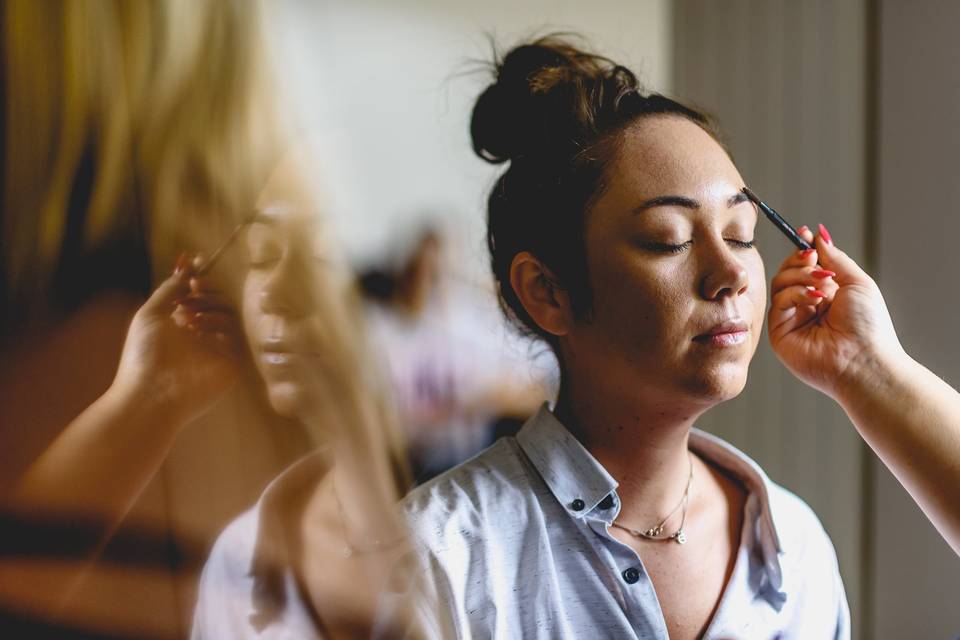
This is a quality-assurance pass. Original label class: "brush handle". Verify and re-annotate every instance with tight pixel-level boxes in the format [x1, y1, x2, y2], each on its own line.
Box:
[741, 187, 813, 251]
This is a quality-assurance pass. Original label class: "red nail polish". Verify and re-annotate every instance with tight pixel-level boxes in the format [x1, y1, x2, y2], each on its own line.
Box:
[806, 289, 826, 298]
[811, 269, 836, 278]
[174, 253, 188, 274]
[798, 225, 810, 235]
[800, 248, 816, 257]
[818, 223, 833, 245]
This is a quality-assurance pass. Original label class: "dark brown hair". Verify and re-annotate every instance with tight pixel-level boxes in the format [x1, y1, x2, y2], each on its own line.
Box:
[471, 35, 718, 344]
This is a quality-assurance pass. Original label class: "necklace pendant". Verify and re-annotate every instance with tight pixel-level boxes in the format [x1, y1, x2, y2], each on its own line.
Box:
[341, 545, 353, 558]
[675, 530, 687, 545]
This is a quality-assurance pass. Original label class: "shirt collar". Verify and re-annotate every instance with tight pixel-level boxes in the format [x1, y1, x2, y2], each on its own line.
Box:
[687, 429, 786, 599]
[516, 405, 619, 518]
[515, 405, 787, 602]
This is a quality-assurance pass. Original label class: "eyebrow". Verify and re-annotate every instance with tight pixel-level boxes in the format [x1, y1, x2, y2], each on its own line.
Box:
[633, 191, 751, 214]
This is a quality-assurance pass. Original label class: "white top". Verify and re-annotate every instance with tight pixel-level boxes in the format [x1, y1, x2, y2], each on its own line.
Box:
[191, 454, 422, 639]
[401, 405, 850, 639]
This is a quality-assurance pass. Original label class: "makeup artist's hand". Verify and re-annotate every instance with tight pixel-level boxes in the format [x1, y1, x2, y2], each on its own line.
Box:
[110, 254, 243, 426]
[770, 226, 960, 556]
[767, 224, 905, 401]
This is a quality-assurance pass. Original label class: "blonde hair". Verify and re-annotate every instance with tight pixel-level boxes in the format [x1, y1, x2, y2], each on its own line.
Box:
[1, 0, 412, 495]
[2, 0, 283, 323]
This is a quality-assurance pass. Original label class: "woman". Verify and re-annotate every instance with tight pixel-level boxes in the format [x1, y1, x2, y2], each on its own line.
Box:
[402, 37, 849, 639]
[190, 152, 422, 639]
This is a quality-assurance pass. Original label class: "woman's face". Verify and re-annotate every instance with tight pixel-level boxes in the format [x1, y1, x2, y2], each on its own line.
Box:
[241, 162, 341, 420]
[564, 115, 765, 411]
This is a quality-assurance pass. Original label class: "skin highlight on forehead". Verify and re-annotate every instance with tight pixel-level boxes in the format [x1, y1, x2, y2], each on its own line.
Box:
[603, 115, 746, 215]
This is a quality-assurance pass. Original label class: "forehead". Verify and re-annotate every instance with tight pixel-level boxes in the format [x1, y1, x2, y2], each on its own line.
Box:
[249, 151, 329, 240]
[602, 115, 742, 204]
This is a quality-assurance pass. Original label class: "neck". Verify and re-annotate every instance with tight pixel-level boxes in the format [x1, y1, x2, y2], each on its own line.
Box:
[554, 379, 707, 526]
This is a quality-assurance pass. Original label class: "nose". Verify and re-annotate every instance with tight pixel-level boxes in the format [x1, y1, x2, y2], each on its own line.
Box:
[699, 240, 749, 301]
[258, 250, 313, 318]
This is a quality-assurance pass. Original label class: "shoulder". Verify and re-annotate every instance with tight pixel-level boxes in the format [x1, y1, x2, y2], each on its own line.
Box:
[692, 429, 839, 560]
[766, 481, 842, 574]
[765, 480, 849, 633]
[203, 506, 259, 577]
[195, 506, 259, 610]
[400, 437, 535, 545]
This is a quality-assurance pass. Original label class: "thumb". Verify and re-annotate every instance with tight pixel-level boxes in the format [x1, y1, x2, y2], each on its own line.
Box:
[813, 223, 874, 288]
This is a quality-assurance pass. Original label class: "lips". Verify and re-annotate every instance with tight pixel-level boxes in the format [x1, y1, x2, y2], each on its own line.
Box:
[259, 336, 313, 367]
[693, 319, 749, 346]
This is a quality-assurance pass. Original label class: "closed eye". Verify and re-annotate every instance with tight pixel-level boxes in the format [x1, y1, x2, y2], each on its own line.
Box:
[640, 241, 693, 254]
[639, 239, 755, 254]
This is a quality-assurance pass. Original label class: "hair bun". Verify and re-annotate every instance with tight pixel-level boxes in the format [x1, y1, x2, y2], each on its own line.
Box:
[471, 37, 610, 165]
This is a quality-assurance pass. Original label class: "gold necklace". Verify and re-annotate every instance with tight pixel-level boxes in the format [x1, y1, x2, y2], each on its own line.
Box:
[610, 451, 693, 545]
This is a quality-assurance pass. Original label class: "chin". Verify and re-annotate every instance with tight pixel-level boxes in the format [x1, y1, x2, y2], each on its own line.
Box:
[686, 363, 749, 404]
[266, 382, 309, 419]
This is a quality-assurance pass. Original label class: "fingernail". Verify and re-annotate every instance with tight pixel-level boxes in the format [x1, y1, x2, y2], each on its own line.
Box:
[818, 223, 833, 245]
[811, 269, 836, 278]
[174, 253, 188, 274]
[798, 225, 810, 235]
[806, 289, 826, 298]
[800, 248, 816, 257]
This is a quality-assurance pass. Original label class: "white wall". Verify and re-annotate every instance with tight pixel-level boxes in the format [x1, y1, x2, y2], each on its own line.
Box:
[264, 0, 672, 276]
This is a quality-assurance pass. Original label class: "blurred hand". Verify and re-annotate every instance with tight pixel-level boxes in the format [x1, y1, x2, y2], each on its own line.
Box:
[111, 255, 243, 425]
[767, 224, 904, 401]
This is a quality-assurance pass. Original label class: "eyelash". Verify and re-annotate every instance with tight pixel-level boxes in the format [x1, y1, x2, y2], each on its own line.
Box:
[643, 239, 756, 254]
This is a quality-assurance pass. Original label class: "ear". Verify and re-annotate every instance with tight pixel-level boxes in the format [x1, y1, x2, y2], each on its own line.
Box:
[509, 251, 573, 337]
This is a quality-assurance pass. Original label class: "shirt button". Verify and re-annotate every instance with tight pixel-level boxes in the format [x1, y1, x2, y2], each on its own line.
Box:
[570, 499, 586, 511]
[622, 567, 640, 584]
[598, 494, 615, 510]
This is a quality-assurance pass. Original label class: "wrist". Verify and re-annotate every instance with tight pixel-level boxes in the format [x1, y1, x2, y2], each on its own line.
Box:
[834, 343, 915, 409]
[104, 375, 192, 432]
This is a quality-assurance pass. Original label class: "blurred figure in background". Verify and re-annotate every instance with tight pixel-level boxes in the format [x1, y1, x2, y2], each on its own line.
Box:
[0, 1, 309, 636]
[359, 225, 549, 483]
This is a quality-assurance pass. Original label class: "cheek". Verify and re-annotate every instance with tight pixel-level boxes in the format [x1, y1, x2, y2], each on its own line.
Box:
[747, 255, 767, 314]
[591, 257, 685, 339]
[241, 276, 262, 341]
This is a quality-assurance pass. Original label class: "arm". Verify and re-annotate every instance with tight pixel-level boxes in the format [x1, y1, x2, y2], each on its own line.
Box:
[10, 380, 191, 531]
[10, 261, 241, 527]
[835, 348, 960, 554]
[768, 225, 960, 555]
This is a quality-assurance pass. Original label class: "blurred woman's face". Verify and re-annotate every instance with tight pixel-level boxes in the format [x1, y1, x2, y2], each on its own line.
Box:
[241, 164, 337, 420]
[563, 115, 765, 412]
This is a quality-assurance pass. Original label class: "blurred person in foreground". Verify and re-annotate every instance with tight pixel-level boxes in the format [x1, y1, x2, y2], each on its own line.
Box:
[0, 1, 314, 636]
[359, 226, 548, 483]
[187, 151, 424, 639]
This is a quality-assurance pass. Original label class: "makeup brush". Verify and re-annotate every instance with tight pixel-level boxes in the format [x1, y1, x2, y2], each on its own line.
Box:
[194, 213, 256, 275]
[741, 187, 812, 251]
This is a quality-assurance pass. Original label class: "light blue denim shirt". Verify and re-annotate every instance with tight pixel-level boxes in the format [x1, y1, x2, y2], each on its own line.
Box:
[402, 405, 850, 639]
